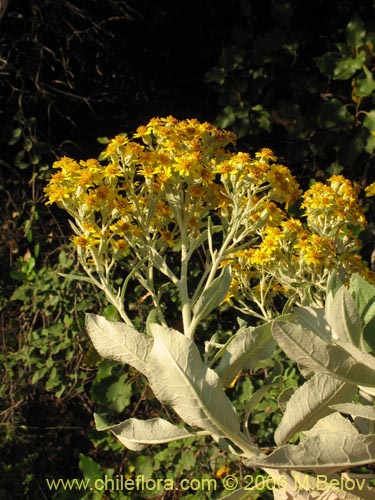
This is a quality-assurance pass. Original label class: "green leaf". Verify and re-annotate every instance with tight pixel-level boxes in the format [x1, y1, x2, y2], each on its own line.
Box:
[192, 265, 232, 322]
[330, 403, 375, 421]
[353, 66, 375, 98]
[333, 52, 366, 80]
[146, 324, 256, 453]
[318, 51, 341, 76]
[365, 133, 375, 154]
[216, 105, 237, 129]
[325, 285, 363, 348]
[275, 373, 356, 445]
[218, 489, 252, 500]
[106, 374, 132, 413]
[363, 110, 375, 134]
[79, 454, 102, 483]
[346, 15, 366, 49]
[272, 321, 375, 388]
[94, 414, 204, 451]
[85, 314, 152, 376]
[363, 111, 375, 154]
[216, 322, 275, 387]
[349, 274, 375, 352]
[317, 99, 353, 128]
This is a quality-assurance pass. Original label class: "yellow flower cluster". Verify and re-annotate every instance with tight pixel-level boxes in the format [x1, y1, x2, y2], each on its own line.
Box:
[224, 175, 371, 316]
[45, 116, 372, 321]
[44, 117, 301, 260]
[301, 175, 366, 235]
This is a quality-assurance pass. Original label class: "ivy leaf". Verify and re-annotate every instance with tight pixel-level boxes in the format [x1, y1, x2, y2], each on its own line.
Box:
[353, 66, 375, 98]
[334, 52, 366, 80]
[317, 99, 353, 128]
[346, 15, 366, 49]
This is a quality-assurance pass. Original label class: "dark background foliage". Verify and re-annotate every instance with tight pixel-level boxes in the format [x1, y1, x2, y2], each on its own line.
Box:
[1, 1, 375, 499]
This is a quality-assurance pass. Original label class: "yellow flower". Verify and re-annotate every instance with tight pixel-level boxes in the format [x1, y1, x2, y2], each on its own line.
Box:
[266, 164, 302, 205]
[248, 248, 271, 266]
[71, 233, 100, 249]
[299, 235, 334, 267]
[255, 148, 278, 163]
[44, 183, 74, 204]
[365, 182, 375, 197]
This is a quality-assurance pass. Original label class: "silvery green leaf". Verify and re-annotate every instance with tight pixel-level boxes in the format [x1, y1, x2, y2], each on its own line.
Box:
[330, 403, 375, 420]
[275, 373, 356, 445]
[272, 321, 375, 387]
[325, 286, 363, 347]
[293, 306, 332, 341]
[94, 414, 204, 451]
[303, 411, 359, 438]
[326, 270, 344, 299]
[192, 265, 232, 322]
[246, 430, 375, 472]
[216, 322, 275, 387]
[359, 385, 375, 398]
[146, 324, 256, 453]
[86, 313, 152, 377]
[148, 246, 178, 283]
[278, 387, 295, 413]
[291, 471, 375, 500]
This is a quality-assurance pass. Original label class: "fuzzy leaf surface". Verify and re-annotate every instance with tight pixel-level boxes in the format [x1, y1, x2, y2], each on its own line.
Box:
[86, 313, 152, 376]
[325, 286, 362, 347]
[94, 414, 202, 451]
[330, 403, 375, 421]
[275, 373, 356, 445]
[272, 321, 375, 387]
[146, 324, 243, 439]
[247, 431, 375, 472]
[192, 265, 232, 322]
[216, 322, 275, 387]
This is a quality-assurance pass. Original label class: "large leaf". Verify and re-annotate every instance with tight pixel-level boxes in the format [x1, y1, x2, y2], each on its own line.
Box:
[293, 307, 332, 342]
[290, 471, 375, 500]
[275, 373, 356, 445]
[330, 403, 375, 421]
[146, 324, 258, 454]
[192, 265, 232, 322]
[86, 313, 152, 376]
[216, 322, 275, 387]
[325, 286, 363, 347]
[94, 414, 205, 451]
[272, 321, 375, 388]
[246, 430, 375, 472]
[303, 411, 358, 437]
